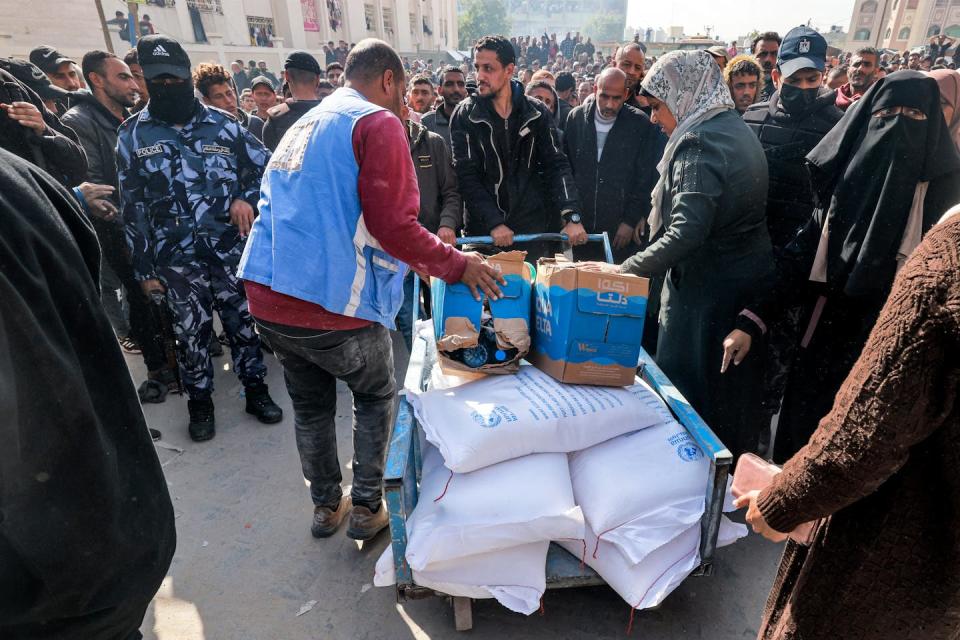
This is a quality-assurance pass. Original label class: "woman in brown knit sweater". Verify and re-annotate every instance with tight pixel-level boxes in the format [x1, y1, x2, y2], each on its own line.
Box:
[736, 210, 960, 640]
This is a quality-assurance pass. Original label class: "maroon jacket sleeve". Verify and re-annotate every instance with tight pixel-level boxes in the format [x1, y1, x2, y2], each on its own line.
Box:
[353, 111, 466, 284]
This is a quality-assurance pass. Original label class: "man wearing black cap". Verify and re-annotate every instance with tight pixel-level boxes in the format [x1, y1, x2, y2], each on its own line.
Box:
[0, 57, 87, 186]
[29, 45, 83, 115]
[262, 50, 322, 151]
[741, 25, 843, 455]
[116, 35, 282, 442]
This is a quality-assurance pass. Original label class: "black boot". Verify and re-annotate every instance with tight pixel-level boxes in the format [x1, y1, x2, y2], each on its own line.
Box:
[245, 382, 283, 424]
[209, 332, 224, 357]
[187, 397, 216, 442]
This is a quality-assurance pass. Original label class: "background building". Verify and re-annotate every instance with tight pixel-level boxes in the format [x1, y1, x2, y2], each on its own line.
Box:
[507, 0, 627, 42]
[0, 0, 458, 70]
[846, 0, 960, 51]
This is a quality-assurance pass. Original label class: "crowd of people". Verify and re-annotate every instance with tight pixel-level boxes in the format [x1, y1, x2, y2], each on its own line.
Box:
[1, 19, 959, 640]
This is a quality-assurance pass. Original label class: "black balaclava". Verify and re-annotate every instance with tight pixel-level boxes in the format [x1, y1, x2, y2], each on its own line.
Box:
[779, 83, 820, 116]
[147, 78, 198, 125]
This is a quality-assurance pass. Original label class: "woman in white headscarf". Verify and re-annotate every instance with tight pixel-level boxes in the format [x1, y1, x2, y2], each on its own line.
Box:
[620, 50, 773, 460]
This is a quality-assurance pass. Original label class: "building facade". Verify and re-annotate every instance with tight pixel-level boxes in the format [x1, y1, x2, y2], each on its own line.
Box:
[0, 0, 458, 70]
[846, 0, 960, 51]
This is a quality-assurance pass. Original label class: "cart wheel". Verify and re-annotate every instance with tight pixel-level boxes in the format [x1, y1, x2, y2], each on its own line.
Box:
[453, 596, 473, 631]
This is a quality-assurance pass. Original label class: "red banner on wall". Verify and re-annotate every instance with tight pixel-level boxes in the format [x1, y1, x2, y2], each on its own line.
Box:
[301, 0, 319, 32]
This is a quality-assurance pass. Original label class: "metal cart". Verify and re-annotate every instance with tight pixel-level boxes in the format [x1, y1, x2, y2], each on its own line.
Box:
[383, 233, 732, 631]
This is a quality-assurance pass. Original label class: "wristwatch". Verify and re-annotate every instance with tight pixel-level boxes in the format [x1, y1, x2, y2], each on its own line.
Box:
[562, 211, 582, 225]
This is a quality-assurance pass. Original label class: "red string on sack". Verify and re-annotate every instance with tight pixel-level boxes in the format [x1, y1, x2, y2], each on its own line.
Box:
[626, 606, 637, 635]
[433, 470, 454, 502]
[539, 596, 545, 616]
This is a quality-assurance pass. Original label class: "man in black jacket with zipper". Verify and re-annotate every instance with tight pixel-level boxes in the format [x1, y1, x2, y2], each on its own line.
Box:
[564, 67, 662, 263]
[451, 35, 586, 261]
[62, 50, 173, 389]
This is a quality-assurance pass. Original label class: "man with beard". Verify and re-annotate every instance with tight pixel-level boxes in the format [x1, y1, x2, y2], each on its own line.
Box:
[262, 51, 323, 151]
[122, 48, 149, 113]
[742, 26, 843, 454]
[29, 45, 82, 115]
[406, 73, 435, 117]
[563, 68, 660, 262]
[62, 50, 174, 396]
[421, 65, 466, 148]
[451, 35, 586, 262]
[753, 31, 782, 101]
[836, 47, 879, 110]
[615, 42, 648, 112]
[725, 54, 763, 114]
[117, 35, 282, 442]
[193, 62, 264, 140]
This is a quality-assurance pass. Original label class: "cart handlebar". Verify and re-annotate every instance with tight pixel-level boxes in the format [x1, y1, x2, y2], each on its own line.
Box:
[456, 232, 615, 265]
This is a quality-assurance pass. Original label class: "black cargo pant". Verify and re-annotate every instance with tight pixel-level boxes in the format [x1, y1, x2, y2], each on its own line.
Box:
[255, 320, 396, 510]
[94, 218, 166, 372]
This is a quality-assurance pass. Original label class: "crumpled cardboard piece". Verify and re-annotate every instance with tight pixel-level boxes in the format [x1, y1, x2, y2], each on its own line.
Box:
[434, 251, 532, 377]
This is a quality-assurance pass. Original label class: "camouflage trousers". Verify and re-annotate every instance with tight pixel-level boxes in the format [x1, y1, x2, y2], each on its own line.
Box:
[158, 251, 266, 400]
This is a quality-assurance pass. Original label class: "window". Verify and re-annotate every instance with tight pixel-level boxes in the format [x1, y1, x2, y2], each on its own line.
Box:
[907, 0, 919, 9]
[892, 0, 898, 10]
[860, 0, 878, 12]
[410, 12, 417, 37]
[854, 27, 872, 40]
[364, 3, 375, 31]
[247, 16, 275, 46]
[928, 24, 942, 35]
[898, 26, 911, 38]
[382, 6, 394, 35]
[885, 26, 892, 38]
[946, 23, 960, 36]
[186, 0, 222, 13]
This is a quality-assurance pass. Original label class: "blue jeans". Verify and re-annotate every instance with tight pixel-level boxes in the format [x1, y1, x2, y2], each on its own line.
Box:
[395, 271, 426, 352]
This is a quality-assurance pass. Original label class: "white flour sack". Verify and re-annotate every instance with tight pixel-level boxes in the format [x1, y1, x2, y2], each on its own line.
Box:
[558, 517, 747, 611]
[374, 541, 549, 615]
[407, 365, 674, 473]
[569, 422, 711, 565]
[404, 445, 583, 570]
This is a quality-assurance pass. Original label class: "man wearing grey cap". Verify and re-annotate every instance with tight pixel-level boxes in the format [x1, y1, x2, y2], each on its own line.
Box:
[741, 25, 843, 455]
[116, 35, 282, 442]
[262, 50, 323, 151]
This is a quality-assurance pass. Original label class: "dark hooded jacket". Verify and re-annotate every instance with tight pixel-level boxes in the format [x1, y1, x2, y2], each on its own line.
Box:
[0, 62, 87, 187]
[450, 79, 581, 241]
[0, 148, 176, 639]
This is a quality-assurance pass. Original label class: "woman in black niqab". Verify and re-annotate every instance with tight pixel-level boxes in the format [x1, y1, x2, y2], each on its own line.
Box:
[729, 70, 960, 463]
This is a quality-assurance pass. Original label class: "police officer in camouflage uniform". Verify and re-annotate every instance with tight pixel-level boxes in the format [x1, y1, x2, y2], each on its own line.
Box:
[118, 35, 282, 441]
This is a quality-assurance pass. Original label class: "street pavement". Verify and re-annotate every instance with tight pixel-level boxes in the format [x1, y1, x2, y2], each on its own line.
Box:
[135, 332, 783, 640]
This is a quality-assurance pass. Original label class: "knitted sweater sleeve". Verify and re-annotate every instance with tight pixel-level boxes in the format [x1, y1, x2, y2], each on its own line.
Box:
[757, 220, 960, 534]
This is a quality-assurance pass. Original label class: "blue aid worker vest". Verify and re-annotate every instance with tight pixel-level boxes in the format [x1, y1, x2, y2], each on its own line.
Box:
[239, 88, 408, 328]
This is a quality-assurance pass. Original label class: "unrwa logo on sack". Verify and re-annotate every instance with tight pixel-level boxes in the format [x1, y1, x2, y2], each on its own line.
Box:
[677, 443, 704, 462]
[470, 409, 502, 428]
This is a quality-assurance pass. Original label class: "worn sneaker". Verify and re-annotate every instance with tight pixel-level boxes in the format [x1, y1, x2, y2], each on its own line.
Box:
[245, 383, 283, 424]
[311, 496, 351, 538]
[347, 502, 388, 541]
[187, 397, 216, 442]
[118, 335, 141, 354]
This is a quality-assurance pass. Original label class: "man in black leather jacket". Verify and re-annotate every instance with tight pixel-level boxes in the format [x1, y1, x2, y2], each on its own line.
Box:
[451, 35, 586, 261]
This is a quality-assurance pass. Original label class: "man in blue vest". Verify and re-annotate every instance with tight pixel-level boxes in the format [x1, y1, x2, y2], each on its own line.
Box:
[239, 38, 504, 542]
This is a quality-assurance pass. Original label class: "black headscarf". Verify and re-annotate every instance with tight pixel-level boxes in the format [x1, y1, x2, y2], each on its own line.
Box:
[806, 70, 960, 297]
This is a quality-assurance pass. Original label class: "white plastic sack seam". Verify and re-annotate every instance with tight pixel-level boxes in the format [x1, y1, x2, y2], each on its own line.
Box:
[405, 445, 583, 571]
[570, 423, 711, 565]
[558, 517, 747, 611]
[374, 541, 548, 615]
[407, 365, 675, 473]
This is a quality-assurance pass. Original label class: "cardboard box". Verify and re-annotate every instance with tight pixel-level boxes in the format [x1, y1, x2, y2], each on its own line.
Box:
[530, 257, 649, 386]
[431, 251, 534, 376]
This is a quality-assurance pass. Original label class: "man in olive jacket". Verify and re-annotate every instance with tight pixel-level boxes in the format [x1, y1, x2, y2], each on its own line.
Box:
[395, 114, 462, 350]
